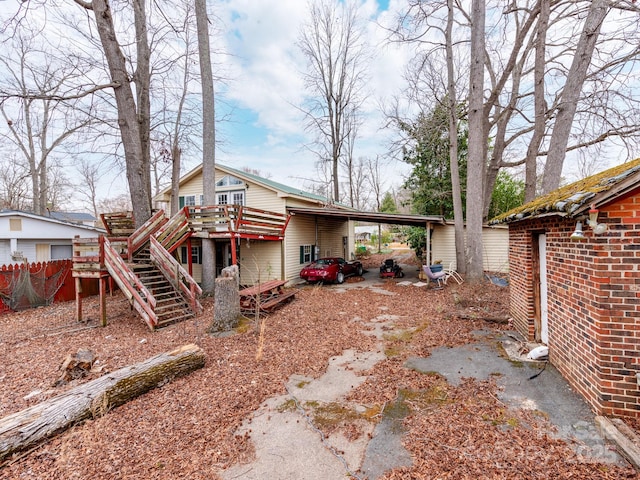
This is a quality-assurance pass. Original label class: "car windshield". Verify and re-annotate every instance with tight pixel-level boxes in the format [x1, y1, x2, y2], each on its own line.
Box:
[314, 259, 333, 266]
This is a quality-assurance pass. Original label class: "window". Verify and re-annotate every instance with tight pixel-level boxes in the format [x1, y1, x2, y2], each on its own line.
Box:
[300, 245, 316, 264]
[215, 175, 243, 187]
[216, 191, 244, 205]
[51, 245, 73, 260]
[180, 246, 202, 264]
[178, 195, 197, 208]
[9, 218, 22, 231]
[232, 191, 245, 205]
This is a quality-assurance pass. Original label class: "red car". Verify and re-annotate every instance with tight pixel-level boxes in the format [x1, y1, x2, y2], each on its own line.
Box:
[300, 257, 363, 284]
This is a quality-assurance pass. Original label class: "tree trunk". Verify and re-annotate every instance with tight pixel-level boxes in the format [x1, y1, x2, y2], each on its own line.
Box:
[171, 145, 181, 216]
[211, 275, 240, 332]
[195, 0, 217, 295]
[0, 344, 205, 462]
[542, 0, 609, 194]
[133, 0, 153, 211]
[446, 0, 465, 275]
[85, 0, 152, 227]
[466, 0, 486, 283]
[524, 0, 549, 202]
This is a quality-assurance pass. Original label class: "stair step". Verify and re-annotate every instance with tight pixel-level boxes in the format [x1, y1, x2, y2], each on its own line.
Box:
[157, 312, 196, 327]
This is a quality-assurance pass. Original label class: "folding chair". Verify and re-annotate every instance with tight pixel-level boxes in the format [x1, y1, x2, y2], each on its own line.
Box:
[423, 265, 447, 288]
[443, 262, 464, 284]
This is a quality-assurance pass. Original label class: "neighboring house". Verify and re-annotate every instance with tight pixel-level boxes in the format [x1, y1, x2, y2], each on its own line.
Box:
[493, 157, 640, 418]
[431, 222, 509, 272]
[355, 225, 378, 242]
[48, 211, 97, 227]
[0, 210, 105, 265]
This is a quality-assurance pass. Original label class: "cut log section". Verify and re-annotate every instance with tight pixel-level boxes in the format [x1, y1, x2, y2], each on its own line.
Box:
[0, 344, 205, 462]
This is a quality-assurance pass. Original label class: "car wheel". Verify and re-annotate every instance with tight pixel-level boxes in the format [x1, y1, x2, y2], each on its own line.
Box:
[357, 265, 363, 276]
[335, 271, 345, 284]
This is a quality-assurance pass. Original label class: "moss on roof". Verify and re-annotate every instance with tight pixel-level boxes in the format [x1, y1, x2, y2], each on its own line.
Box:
[492, 157, 640, 224]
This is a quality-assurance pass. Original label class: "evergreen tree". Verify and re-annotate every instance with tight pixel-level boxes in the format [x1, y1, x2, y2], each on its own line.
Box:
[401, 101, 468, 218]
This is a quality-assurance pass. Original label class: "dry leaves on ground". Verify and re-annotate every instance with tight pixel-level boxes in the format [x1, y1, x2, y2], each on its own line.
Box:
[0, 276, 637, 479]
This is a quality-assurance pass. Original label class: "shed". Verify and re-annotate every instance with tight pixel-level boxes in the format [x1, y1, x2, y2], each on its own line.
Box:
[493, 157, 640, 418]
[431, 222, 509, 273]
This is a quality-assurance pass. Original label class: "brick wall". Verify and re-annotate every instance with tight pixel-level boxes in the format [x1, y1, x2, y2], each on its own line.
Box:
[509, 192, 640, 418]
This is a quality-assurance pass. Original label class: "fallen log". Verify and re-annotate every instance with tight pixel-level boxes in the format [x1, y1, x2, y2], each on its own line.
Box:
[0, 343, 205, 462]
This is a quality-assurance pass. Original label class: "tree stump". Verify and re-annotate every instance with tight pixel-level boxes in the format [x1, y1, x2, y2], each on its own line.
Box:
[211, 275, 240, 332]
[0, 344, 205, 462]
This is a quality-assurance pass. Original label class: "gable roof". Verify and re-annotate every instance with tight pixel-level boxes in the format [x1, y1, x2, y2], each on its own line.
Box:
[0, 209, 105, 233]
[492, 158, 640, 224]
[48, 211, 97, 223]
[154, 163, 335, 206]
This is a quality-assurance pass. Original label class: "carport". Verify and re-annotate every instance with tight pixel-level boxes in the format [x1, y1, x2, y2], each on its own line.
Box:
[286, 207, 444, 264]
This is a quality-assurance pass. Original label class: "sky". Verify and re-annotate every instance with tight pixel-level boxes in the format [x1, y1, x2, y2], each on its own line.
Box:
[200, 0, 413, 196]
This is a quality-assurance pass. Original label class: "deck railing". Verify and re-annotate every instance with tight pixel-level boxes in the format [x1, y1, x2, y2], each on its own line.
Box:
[127, 209, 168, 261]
[187, 205, 290, 239]
[149, 236, 202, 315]
[155, 207, 192, 253]
[103, 237, 158, 329]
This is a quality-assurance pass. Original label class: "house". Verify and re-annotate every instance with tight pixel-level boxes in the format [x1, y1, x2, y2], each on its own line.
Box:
[153, 164, 361, 286]
[154, 164, 445, 286]
[47, 211, 97, 227]
[0, 210, 105, 265]
[493, 157, 640, 418]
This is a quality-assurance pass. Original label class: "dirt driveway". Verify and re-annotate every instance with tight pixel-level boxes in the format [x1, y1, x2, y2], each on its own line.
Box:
[0, 258, 637, 479]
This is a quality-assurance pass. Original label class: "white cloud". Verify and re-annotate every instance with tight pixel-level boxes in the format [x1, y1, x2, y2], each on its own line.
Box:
[216, 0, 413, 190]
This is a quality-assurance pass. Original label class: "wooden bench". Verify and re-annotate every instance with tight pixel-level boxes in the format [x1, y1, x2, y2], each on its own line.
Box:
[239, 279, 296, 314]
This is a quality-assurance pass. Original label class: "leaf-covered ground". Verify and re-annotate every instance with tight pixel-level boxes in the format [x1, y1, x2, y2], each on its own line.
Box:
[0, 262, 637, 479]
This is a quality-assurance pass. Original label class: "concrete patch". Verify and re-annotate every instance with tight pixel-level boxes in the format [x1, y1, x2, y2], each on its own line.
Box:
[405, 330, 624, 465]
[222, 314, 408, 480]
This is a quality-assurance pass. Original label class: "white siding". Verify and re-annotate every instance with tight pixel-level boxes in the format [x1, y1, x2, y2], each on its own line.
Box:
[238, 241, 282, 285]
[284, 214, 318, 284]
[0, 240, 10, 265]
[431, 224, 509, 272]
[317, 217, 349, 258]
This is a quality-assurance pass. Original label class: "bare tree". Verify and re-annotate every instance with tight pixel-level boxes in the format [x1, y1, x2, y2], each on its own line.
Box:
[72, 0, 152, 228]
[75, 158, 104, 219]
[195, 0, 216, 295]
[298, 0, 368, 203]
[0, 155, 30, 210]
[465, 0, 485, 283]
[0, 32, 93, 215]
[541, 0, 609, 194]
[445, 0, 466, 275]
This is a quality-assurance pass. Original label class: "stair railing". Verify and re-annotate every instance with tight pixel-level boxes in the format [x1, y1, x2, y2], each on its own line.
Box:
[155, 207, 192, 253]
[127, 210, 168, 261]
[149, 236, 203, 314]
[103, 237, 158, 329]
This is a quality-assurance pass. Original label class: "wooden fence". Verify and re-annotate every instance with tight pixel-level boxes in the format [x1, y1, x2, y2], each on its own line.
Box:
[0, 259, 99, 315]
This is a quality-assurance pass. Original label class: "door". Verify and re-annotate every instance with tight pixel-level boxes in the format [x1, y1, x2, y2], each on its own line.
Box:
[35, 244, 50, 262]
[538, 234, 549, 344]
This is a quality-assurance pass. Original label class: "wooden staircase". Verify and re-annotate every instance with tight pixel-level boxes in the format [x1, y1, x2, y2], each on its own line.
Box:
[131, 258, 196, 327]
[100, 210, 202, 330]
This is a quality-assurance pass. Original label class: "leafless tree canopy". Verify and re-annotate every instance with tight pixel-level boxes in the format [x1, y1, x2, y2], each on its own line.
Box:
[298, 0, 369, 204]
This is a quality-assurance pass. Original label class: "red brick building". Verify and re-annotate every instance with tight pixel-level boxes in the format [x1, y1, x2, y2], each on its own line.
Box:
[494, 158, 640, 418]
